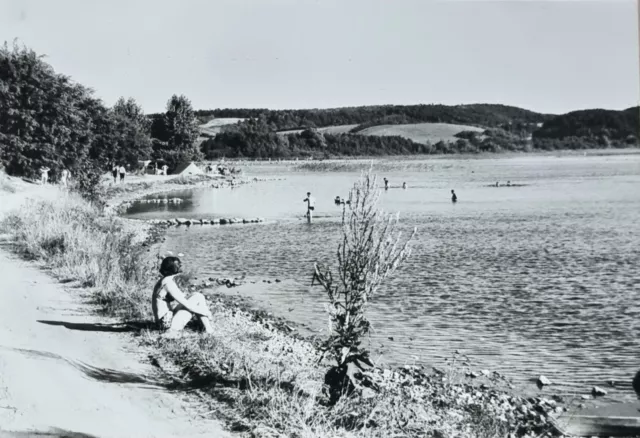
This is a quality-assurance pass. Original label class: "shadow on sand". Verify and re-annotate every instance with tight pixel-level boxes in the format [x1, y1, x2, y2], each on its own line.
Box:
[0, 428, 98, 437]
[37, 320, 156, 333]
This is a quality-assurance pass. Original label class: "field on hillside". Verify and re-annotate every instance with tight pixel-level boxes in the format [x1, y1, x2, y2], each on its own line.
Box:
[275, 122, 485, 144]
[199, 118, 246, 136]
[276, 124, 359, 135]
[358, 122, 485, 144]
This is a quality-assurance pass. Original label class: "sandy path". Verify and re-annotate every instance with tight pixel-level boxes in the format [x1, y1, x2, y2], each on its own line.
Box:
[0, 181, 233, 438]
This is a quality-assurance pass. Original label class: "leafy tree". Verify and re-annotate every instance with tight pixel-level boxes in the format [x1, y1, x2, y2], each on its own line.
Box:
[153, 94, 201, 170]
[111, 97, 153, 168]
[0, 41, 94, 181]
[0, 41, 158, 200]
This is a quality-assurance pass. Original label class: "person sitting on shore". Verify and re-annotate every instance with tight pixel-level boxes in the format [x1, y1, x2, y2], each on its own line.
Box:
[152, 256, 213, 334]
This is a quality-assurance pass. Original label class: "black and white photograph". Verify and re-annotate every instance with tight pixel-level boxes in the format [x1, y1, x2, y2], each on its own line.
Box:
[0, 0, 639, 437]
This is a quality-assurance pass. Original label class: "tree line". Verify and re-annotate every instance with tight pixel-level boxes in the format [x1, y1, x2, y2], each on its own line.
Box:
[532, 107, 639, 149]
[0, 42, 201, 199]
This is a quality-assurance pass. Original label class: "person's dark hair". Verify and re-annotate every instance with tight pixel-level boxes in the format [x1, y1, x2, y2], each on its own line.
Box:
[159, 256, 182, 277]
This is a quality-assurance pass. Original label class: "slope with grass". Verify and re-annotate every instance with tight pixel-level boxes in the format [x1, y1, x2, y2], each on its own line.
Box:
[357, 122, 485, 144]
[199, 118, 246, 137]
[276, 124, 360, 136]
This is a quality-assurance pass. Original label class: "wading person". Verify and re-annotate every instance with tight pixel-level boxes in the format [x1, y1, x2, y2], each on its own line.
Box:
[384, 178, 389, 190]
[303, 191, 315, 222]
[152, 256, 213, 334]
[451, 189, 457, 203]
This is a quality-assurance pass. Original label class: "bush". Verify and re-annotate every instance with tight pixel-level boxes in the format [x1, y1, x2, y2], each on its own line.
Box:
[313, 169, 415, 402]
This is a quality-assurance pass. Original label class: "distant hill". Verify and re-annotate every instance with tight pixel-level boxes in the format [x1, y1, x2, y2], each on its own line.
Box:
[533, 107, 639, 149]
[165, 103, 639, 159]
[194, 103, 553, 132]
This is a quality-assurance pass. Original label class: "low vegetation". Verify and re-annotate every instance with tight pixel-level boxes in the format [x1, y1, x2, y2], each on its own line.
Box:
[0, 192, 152, 319]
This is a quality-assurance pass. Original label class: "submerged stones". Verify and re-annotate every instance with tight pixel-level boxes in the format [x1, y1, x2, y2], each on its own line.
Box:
[148, 217, 265, 226]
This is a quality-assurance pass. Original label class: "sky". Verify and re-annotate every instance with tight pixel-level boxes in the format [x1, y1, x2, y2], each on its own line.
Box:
[1, 0, 638, 115]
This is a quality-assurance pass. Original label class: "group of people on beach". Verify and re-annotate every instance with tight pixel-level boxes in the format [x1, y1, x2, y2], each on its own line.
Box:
[39, 166, 70, 187]
[111, 163, 128, 184]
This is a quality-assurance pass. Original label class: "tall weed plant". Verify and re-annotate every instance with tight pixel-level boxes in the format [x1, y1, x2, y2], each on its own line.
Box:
[313, 169, 415, 401]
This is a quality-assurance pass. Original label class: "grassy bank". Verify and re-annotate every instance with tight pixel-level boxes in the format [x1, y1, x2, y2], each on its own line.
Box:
[0, 174, 569, 438]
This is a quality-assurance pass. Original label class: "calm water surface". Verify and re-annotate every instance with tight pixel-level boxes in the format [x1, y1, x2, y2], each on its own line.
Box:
[126, 155, 640, 402]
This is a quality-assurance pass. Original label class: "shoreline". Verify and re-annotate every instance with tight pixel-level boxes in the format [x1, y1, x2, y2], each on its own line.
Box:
[3, 168, 635, 437]
[109, 172, 578, 437]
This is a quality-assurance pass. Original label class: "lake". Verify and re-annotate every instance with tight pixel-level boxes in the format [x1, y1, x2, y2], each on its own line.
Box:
[125, 154, 640, 403]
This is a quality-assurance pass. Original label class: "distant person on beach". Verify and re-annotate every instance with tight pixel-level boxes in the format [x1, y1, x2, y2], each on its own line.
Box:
[451, 189, 457, 203]
[496, 182, 499, 187]
[162, 164, 168, 176]
[152, 256, 213, 333]
[60, 168, 70, 187]
[402, 182, 407, 189]
[303, 191, 315, 222]
[111, 164, 119, 184]
[384, 178, 389, 190]
[506, 181, 511, 187]
[119, 165, 127, 182]
[39, 166, 50, 185]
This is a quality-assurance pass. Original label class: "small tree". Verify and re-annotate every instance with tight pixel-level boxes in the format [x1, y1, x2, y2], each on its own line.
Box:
[313, 169, 415, 403]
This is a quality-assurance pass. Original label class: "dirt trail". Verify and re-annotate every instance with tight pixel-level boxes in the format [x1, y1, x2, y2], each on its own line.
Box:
[0, 180, 233, 438]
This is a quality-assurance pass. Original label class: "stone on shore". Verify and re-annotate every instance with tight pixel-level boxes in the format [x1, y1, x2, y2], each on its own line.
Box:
[591, 386, 607, 397]
[537, 375, 552, 387]
[219, 218, 228, 225]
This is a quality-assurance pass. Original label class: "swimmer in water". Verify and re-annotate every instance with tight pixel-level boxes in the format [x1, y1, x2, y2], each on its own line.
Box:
[451, 189, 457, 203]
